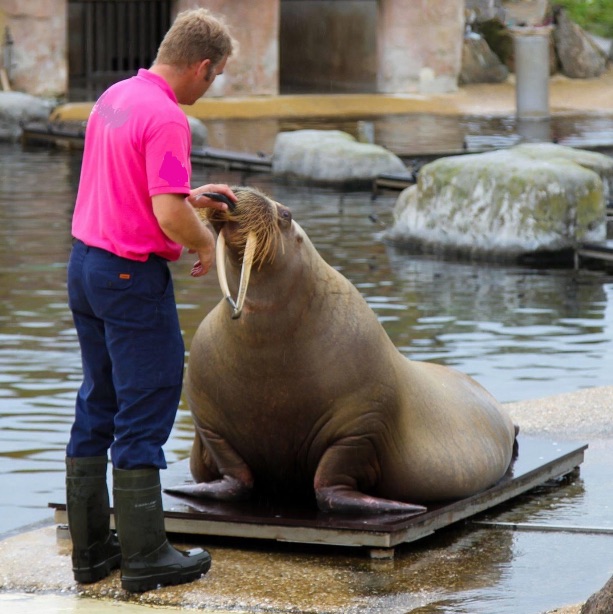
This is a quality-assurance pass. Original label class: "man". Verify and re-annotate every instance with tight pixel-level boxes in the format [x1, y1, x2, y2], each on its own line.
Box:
[65, 8, 236, 593]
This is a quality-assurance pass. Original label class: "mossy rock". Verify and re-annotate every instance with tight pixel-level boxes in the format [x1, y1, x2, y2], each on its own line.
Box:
[385, 143, 610, 261]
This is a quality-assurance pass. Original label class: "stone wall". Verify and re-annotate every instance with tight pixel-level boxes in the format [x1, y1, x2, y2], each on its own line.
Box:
[176, 0, 279, 97]
[377, 0, 464, 94]
[0, 0, 67, 97]
[0, 0, 465, 99]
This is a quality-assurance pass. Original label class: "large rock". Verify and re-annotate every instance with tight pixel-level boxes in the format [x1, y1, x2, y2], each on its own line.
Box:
[524, 143, 613, 202]
[385, 143, 610, 260]
[477, 18, 516, 70]
[459, 34, 509, 84]
[186, 115, 208, 148]
[272, 129, 408, 186]
[582, 574, 613, 614]
[465, 0, 505, 23]
[554, 8, 608, 79]
[589, 34, 613, 61]
[0, 92, 55, 142]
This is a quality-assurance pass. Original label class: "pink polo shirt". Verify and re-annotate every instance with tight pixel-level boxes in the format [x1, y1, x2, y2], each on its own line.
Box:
[72, 69, 192, 261]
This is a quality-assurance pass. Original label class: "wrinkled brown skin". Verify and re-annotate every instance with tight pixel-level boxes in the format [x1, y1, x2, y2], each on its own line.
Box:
[168, 189, 518, 515]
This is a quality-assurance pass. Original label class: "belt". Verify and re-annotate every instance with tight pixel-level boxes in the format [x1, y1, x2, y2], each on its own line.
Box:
[71, 238, 167, 262]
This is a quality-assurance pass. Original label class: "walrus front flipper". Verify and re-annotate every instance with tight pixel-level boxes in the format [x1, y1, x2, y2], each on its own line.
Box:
[165, 475, 251, 502]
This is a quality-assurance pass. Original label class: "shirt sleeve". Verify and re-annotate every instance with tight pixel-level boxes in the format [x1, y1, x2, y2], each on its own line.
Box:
[146, 119, 192, 197]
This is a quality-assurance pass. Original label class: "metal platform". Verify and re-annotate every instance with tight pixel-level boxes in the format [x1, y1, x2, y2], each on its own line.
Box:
[574, 238, 613, 269]
[190, 146, 272, 172]
[21, 122, 274, 174]
[21, 122, 86, 149]
[50, 436, 586, 558]
[371, 172, 416, 197]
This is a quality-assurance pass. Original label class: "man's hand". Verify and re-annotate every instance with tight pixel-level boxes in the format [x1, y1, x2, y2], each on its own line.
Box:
[188, 184, 237, 210]
[189, 231, 216, 277]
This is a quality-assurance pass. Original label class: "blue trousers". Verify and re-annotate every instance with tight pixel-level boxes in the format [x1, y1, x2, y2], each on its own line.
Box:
[66, 240, 184, 469]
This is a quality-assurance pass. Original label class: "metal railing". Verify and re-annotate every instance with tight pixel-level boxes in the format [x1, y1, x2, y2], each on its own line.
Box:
[68, 0, 172, 101]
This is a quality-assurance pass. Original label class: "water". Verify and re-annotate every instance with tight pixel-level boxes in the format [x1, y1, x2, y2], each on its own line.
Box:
[1, 115, 612, 612]
[204, 111, 613, 158]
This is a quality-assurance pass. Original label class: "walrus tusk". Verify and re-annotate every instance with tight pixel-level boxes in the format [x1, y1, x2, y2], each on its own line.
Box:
[215, 229, 237, 312]
[232, 230, 257, 319]
[215, 229, 257, 319]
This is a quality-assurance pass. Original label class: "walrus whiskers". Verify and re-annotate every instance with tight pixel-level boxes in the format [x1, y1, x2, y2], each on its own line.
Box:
[203, 187, 281, 270]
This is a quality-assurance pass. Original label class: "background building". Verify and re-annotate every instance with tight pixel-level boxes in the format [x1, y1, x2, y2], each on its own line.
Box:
[0, 0, 464, 100]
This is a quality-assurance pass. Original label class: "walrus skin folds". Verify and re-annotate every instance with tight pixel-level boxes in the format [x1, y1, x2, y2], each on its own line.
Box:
[165, 187, 518, 515]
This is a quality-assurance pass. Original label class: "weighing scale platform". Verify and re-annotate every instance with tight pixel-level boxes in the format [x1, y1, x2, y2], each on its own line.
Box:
[50, 436, 587, 559]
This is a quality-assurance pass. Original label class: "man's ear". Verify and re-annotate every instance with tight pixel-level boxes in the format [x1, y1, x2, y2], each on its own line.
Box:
[196, 58, 212, 78]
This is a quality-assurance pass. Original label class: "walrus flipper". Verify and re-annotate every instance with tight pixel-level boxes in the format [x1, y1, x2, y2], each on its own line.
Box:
[316, 484, 427, 516]
[165, 427, 254, 502]
[165, 475, 252, 502]
[314, 438, 427, 516]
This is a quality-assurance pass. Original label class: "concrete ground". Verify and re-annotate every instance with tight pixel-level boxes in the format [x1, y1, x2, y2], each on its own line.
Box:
[4, 73, 613, 613]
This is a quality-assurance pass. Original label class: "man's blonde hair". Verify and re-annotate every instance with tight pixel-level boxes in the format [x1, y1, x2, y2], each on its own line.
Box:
[155, 8, 234, 69]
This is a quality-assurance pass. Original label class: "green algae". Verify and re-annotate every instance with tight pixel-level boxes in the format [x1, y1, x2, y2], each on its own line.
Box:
[391, 144, 610, 257]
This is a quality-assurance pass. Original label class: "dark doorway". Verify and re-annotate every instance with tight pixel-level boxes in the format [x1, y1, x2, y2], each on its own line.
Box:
[279, 0, 377, 94]
[67, 0, 172, 101]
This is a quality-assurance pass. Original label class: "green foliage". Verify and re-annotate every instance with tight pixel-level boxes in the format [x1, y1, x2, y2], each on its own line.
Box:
[553, 0, 613, 39]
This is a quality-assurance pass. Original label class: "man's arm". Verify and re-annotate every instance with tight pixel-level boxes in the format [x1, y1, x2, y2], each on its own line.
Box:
[152, 193, 219, 276]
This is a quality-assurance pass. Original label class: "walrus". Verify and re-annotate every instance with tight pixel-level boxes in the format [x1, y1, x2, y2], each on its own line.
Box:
[166, 187, 518, 515]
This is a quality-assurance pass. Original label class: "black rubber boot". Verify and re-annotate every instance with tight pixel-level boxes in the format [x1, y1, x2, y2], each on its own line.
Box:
[113, 467, 211, 593]
[65, 456, 122, 583]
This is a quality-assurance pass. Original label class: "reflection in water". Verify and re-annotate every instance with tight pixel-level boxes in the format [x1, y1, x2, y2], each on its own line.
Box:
[204, 112, 613, 158]
[363, 528, 516, 612]
[383, 249, 613, 402]
[1, 137, 612, 611]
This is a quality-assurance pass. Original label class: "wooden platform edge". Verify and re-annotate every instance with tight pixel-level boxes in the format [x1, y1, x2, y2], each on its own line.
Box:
[50, 443, 586, 553]
[387, 443, 587, 548]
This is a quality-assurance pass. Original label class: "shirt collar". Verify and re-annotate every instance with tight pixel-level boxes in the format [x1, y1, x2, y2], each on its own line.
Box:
[136, 68, 178, 104]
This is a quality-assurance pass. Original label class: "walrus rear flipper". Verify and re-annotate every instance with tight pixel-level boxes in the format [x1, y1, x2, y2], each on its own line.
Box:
[314, 438, 427, 516]
[316, 485, 427, 516]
